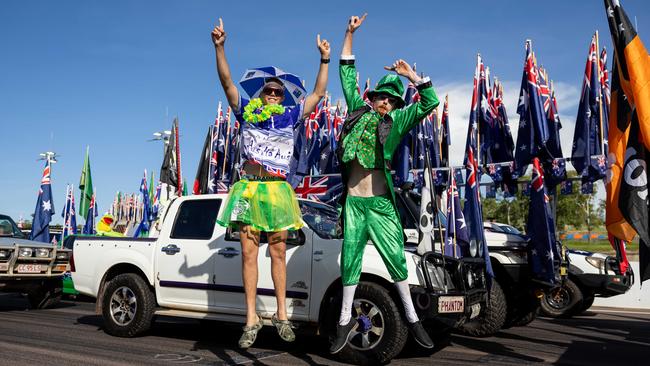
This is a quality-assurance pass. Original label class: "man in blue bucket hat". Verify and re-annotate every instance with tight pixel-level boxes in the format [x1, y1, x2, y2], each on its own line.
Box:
[330, 13, 440, 354]
[211, 18, 330, 349]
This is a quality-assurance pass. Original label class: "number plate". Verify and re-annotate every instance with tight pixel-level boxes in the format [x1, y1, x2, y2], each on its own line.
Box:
[438, 296, 464, 313]
[16, 264, 42, 273]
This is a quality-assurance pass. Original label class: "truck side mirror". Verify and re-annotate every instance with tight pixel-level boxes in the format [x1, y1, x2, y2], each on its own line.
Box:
[286, 229, 306, 246]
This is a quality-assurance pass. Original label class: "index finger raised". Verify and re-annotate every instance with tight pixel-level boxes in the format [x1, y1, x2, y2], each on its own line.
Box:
[219, 18, 224, 29]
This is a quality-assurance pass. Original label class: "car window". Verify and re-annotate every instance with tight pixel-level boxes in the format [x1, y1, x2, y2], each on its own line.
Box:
[298, 200, 341, 239]
[0, 215, 24, 238]
[171, 199, 221, 240]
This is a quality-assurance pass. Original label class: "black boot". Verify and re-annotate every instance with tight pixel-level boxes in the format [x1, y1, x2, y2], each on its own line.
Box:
[408, 321, 434, 349]
[329, 319, 357, 354]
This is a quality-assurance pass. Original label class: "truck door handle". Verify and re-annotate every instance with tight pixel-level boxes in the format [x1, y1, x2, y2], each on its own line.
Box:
[218, 247, 240, 258]
[162, 244, 180, 255]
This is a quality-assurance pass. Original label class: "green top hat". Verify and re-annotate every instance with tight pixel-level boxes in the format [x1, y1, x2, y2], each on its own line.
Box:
[366, 74, 406, 109]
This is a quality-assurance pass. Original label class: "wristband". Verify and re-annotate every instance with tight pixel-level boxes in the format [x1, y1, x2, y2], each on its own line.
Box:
[321, 58, 330, 64]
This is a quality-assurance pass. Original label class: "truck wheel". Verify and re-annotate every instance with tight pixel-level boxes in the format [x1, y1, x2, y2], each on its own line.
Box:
[574, 294, 595, 314]
[539, 278, 583, 318]
[28, 279, 63, 309]
[101, 273, 155, 337]
[458, 280, 507, 337]
[328, 282, 408, 365]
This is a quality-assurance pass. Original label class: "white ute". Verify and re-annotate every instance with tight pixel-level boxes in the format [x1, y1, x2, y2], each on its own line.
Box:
[69, 193, 486, 364]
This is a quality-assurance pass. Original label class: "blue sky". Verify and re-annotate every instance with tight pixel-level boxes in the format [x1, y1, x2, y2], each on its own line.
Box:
[1, 0, 648, 223]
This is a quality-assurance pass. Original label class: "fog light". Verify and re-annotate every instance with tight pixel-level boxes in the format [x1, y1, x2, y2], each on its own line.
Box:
[36, 248, 50, 258]
[466, 271, 475, 289]
[19, 248, 33, 257]
[56, 251, 69, 260]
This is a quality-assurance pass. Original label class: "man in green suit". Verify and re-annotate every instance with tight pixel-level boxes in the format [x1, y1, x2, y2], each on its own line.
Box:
[330, 14, 439, 354]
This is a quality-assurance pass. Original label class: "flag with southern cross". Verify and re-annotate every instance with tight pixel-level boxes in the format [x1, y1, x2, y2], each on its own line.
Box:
[600, 47, 611, 154]
[318, 105, 338, 174]
[477, 63, 499, 165]
[82, 191, 97, 235]
[134, 170, 152, 238]
[208, 103, 224, 192]
[571, 33, 607, 183]
[78, 147, 93, 218]
[527, 157, 559, 284]
[445, 170, 470, 258]
[29, 161, 54, 243]
[294, 174, 343, 206]
[61, 185, 77, 240]
[514, 41, 550, 177]
[560, 180, 574, 195]
[463, 124, 494, 277]
[539, 68, 566, 189]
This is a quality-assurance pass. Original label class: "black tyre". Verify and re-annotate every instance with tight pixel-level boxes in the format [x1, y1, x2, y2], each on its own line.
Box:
[28, 279, 62, 309]
[539, 278, 583, 318]
[572, 293, 595, 315]
[458, 280, 507, 337]
[327, 282, 408, 365]
[101, 273, 156, 337]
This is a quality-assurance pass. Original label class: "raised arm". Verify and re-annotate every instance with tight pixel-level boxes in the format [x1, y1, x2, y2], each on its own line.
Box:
[385, 60, 439, 149]
[339, 14, 367, 112]
[302, 35, 330, 119]
[211, 18, 240, 111]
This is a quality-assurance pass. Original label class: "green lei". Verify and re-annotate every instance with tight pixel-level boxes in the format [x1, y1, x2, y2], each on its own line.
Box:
[243, 98, 285, 123]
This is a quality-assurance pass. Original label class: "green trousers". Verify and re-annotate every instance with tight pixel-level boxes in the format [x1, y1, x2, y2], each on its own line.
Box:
[341, 195, 408, 286]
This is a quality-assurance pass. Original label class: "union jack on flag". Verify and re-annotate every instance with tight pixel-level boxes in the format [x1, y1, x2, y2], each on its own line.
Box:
[294, 174, 343, 206]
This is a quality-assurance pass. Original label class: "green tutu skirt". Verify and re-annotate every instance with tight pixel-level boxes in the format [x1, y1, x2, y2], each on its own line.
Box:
[217, 177, 303, 232]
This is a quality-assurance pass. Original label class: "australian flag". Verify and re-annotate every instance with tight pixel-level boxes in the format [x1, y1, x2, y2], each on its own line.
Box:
[294, 174, 343, 206]
[82, 192, 97, 235]
[29, 161, 54, 243]
[444, 172, 470, 258]
[514, 40, 550, 177]
[61, 185, 77, 238]
[463, 130, 494, 277]
[527, 158, 559, 284]
[318, 106, 338, 174]
[571, 34, 606, 183]
[134, 170, 152, 238]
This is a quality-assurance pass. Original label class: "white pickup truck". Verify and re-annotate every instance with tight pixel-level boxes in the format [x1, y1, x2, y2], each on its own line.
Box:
[68, 193, 487, 364]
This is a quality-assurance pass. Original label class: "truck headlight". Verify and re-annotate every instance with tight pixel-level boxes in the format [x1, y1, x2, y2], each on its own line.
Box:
[19, 248, 33, 257]
[585, 256, 605, 270]
[0, 250, 10, 259]
[35, 248, 50, 258]
[56, 251, 69, 260]
[469, 239, 478, 257]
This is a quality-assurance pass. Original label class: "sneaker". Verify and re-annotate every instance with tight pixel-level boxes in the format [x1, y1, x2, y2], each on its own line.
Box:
[329, 318, 358, 354]
[238, 314, 263, 349]
[271, 314, 295, 342]
[408, 321, 434, 349]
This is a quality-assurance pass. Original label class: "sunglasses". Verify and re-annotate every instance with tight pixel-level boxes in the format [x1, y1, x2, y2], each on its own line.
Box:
[376, 94, 398, 105]
[262, 87, 284, 97]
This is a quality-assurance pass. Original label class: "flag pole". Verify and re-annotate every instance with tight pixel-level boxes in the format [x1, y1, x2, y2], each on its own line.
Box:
[221, 107, 232, 179]
[424, 135, 448, 293]
[449, 168, 457, 258]
[595, 31, 606, 156]
[174, 118, 182, 196]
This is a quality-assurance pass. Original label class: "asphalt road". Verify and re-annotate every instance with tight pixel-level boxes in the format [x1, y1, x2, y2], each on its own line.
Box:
[0, 293, 648, 366]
